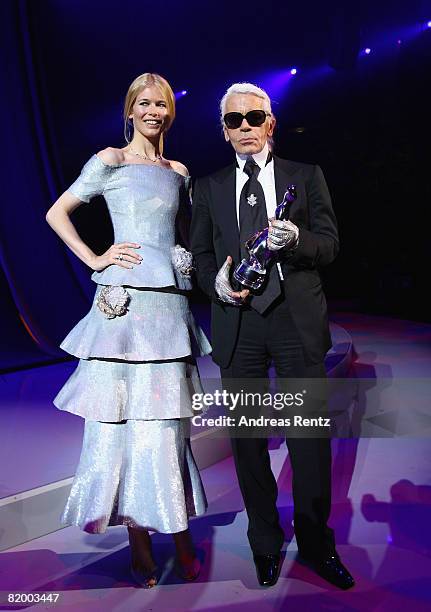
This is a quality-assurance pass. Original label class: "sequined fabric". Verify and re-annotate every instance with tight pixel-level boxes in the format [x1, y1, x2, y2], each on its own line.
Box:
[68, 155, 194, 290]
[56, 156, 211, 532]
[54, 356, 205, 421]
[61, 419, 208, 534]
[59, 287, 210, 362]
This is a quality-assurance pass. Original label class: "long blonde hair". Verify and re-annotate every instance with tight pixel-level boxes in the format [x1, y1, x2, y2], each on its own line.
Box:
[123, 73, 176, 154]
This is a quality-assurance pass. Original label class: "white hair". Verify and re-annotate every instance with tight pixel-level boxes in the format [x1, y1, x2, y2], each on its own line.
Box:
[219, 82, 272, 123]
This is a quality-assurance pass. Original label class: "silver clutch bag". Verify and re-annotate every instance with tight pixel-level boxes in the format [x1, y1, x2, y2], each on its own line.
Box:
[96, 285, 131, 318]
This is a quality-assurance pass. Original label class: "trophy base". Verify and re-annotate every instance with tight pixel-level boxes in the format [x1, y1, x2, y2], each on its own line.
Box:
[233, 260, 266, 290]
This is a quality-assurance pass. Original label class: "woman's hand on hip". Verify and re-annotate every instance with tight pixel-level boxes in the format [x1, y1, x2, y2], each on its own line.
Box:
[89, 242, 142, 271]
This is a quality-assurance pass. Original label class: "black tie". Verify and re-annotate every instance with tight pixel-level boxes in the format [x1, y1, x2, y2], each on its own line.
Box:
[238, 156, 281, 314]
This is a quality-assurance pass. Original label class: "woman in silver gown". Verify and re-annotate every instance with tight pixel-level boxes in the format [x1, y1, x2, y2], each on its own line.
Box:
[45, 73, 211, 588]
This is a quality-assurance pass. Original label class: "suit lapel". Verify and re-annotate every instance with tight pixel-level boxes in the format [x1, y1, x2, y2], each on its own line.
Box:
[211, 163, 240, 260]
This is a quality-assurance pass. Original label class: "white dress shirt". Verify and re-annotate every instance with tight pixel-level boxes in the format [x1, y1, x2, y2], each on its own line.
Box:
[235, 141, 277, 229]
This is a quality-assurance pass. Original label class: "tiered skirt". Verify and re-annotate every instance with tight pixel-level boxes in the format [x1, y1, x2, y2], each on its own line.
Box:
[54, 285, 212, 533]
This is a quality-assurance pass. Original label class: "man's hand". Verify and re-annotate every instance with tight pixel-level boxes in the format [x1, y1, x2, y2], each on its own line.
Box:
[267, 218, 299, 251]
[215, 256, 250, 306]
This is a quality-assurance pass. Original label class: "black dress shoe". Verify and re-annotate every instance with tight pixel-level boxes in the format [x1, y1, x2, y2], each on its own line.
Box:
[299, 551, 355, 590]
[253, 553, 281, 586]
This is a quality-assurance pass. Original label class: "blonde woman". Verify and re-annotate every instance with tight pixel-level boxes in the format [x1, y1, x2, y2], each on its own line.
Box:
[46, 73, 211, 587]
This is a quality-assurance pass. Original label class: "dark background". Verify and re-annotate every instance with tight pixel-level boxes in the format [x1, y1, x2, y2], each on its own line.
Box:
[0, 0, 430, 368]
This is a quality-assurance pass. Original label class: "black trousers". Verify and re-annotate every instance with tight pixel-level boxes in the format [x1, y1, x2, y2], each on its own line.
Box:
[220, 295, 335, 558]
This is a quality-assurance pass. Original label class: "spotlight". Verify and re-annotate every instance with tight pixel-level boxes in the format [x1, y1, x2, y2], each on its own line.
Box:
[364, 47, 371, 54]
[397, 39, 402, 45]
[427, 20, 431, 28]
[181, 90, 187, 95]
[174, 89, 188, 100]
[290, 68, 297, 75]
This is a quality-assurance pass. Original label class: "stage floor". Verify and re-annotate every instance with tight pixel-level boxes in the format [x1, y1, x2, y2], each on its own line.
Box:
[1, 312, 430, 611]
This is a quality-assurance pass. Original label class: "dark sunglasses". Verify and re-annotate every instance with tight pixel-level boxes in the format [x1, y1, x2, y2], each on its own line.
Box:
[223, 109, 271, 129]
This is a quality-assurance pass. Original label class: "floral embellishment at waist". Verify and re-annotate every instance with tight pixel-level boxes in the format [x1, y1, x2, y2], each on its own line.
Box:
[171, 244, 194, 277]
[96, 286, 131, 318]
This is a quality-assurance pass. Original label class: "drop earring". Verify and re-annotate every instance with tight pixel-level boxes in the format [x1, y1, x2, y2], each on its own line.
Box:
[125, 118, 133, 143]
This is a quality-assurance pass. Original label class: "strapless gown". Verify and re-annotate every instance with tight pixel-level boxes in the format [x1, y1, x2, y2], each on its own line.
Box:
[53, 154, 212, 533]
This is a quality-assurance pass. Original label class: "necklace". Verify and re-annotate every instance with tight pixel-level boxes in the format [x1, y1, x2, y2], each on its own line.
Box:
[129, 147, 162, 163]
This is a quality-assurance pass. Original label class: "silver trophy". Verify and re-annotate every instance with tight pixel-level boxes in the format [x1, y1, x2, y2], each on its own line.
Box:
[233, 185, 297, 290]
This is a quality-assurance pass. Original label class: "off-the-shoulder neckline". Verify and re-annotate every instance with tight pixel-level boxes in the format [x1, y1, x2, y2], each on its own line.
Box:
[93, 153, 189, 180]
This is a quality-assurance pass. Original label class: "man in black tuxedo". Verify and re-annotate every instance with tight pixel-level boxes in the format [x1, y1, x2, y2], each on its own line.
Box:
[190, 83, 354, 589]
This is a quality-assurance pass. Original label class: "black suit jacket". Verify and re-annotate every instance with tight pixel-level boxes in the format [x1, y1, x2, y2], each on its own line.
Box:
[190, 155, 339, 368]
